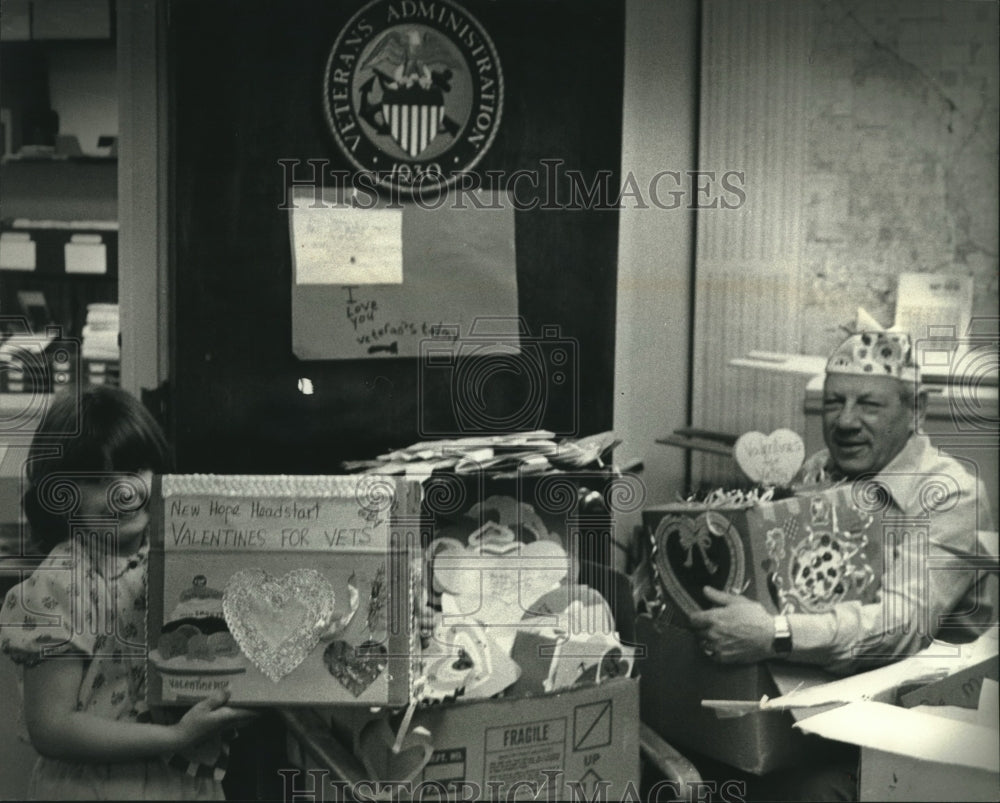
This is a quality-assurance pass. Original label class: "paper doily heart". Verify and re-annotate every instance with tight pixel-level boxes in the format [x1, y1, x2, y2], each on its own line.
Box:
[323, 639, 389, 697]
[358, 719, 434, 785]
[222, 568, 336, 682]
[734, 429, 805, 486]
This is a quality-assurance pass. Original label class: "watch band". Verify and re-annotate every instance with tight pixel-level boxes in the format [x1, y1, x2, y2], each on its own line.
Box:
[773, 614, 793, 654]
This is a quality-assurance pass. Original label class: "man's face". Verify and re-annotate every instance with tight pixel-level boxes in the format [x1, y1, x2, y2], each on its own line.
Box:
[822, 373, 914, 477]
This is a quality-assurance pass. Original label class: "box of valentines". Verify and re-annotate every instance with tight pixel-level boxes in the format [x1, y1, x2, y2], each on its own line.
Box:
[644, 484, 884, 620]
[146, 474, 423, 706]
[283, 488, 641, 800]
[639, 483, 884, 774]
[420, 469, 641, 641]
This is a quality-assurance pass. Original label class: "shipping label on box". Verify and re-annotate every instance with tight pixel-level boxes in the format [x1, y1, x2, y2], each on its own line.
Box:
[147, 474, 422, 706]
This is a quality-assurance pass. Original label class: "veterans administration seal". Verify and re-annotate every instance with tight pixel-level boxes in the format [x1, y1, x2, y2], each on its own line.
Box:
[323, 0, 503, 194]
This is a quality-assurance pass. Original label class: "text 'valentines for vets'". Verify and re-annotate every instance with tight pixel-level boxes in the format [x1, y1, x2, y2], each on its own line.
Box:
[147, 475, 421, 706]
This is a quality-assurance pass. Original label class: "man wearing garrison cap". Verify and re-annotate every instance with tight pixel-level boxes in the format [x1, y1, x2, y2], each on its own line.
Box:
[689, 330, 996, 801]
[692, 329, 995, 671]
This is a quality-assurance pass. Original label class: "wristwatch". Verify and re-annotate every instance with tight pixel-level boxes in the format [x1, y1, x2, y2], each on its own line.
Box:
[773, 614, 793, 654]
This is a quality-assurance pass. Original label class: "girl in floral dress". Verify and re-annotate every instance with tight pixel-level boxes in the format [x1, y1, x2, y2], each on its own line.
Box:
[0, 386, 254, 800]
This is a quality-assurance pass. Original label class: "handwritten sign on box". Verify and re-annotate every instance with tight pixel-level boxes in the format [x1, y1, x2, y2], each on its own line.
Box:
[147, 474, 422, 706]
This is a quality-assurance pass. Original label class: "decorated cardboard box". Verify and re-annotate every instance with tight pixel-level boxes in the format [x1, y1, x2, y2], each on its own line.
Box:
[422, 469, 641, 641]
[644, 485, 884, 620]
[640, 482, 882, 773]
[288, 676, 641, 801]
[147, 474, 423, 706]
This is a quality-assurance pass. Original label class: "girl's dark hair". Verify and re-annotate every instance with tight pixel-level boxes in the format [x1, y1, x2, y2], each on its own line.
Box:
[24, 385, 171, 550]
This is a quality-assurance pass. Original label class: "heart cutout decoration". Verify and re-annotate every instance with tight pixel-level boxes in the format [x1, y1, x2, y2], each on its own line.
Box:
[652, 512, 746, 616]
[323, 639, 389, 697]
[358, 718, 434, 785]
[733, 428, 805, 486]
[222, 568, 336, 682]
[434, 541, 569, 654]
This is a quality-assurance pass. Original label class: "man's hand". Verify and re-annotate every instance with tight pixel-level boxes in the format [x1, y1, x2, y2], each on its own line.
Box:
[688, 586, 775, 663]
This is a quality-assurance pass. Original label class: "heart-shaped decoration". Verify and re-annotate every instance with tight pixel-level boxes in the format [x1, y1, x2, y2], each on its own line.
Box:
[222, 568, 335, 682]
[434, 541, 569, 653]
[421, 619, 522, 701]
[519, 585, 615, 637]
[733, 428, 805, 486]
[544, 632, 634, 693]
[358, 718, 434, 785]
[323, 639, 389, 697]
[652, 512, 746, 616]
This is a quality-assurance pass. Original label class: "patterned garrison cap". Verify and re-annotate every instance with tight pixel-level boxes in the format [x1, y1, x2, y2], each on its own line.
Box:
[826, 330, 920, 383]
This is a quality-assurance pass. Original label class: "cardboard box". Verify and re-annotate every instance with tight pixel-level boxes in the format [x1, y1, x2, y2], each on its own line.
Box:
[306, 677, 640, 801]
[635, 613, 831, 775]
[147, 474, 423, 706]
[898, 653, 999, 709]
[644, 485, 884, 619]
[798, 695, 999, 802]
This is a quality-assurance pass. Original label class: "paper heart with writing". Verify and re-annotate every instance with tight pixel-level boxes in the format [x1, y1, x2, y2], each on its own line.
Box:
[358, 719, 434, 785]
[421, 619, 521, 701]
[518, 584, 615, 637]
[434, 541, 569, 653]
[506, 585, 616, 697]
[222, 568, 336, 682]
[323, 639, 389, 697]
[734, 428, 805, 486]
[545, 633, 635, 693]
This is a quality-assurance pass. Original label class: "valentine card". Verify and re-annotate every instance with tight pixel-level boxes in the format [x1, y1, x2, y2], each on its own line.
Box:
[146, 474, 422, 706]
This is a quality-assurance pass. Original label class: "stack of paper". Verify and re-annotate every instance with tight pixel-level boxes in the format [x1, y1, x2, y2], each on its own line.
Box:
[345, 431, 620, 478]
[81, 303, 119, 361]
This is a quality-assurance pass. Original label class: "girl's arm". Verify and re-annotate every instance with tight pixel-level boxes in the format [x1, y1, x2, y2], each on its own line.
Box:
[22, 656, 253, 762]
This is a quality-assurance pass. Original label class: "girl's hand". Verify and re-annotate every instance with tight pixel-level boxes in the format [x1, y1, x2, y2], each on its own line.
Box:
[174, 691, 259, 750]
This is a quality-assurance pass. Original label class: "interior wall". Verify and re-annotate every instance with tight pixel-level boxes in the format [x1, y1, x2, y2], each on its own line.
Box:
[691, 0, 999, 487]
[168, 0, 626, 473]
[614, 0, 699, 510]
[800, 0, 999, 354]
[48, 42, 117, 155]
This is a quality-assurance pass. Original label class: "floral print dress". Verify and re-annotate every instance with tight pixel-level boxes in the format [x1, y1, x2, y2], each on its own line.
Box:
[0, 535, 224, 801]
